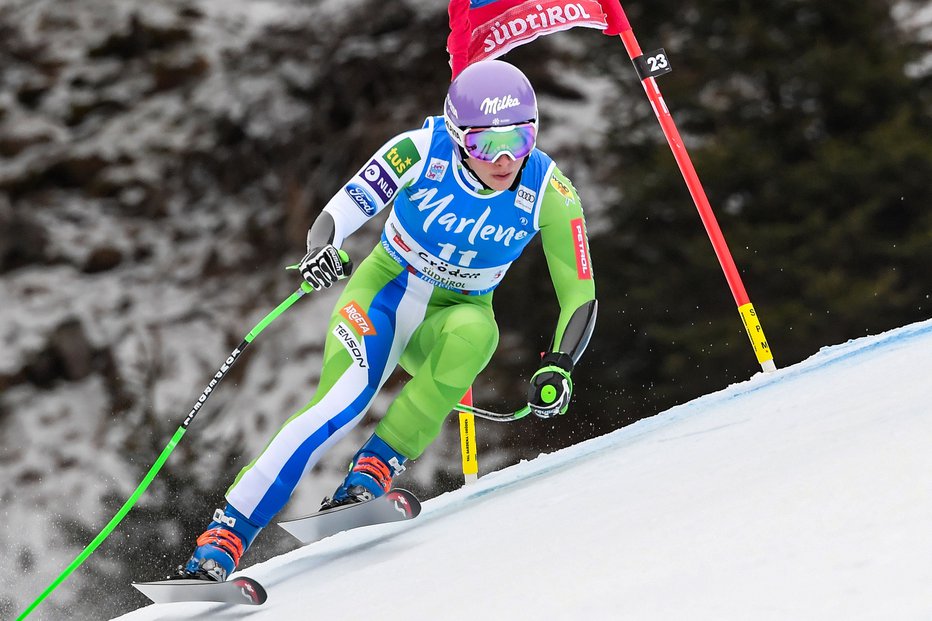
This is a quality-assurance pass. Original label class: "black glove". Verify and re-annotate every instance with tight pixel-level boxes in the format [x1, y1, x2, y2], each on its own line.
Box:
[299, 245, 349, 290]
[527, 352, 574, 419]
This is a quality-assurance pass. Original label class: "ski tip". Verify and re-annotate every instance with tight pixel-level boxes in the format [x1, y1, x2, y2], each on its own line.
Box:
[386, 488, 421, 519]
[232, 576, 268, 605]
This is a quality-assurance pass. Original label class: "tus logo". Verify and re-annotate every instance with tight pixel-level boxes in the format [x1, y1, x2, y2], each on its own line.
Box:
[382, 137, 421, 178]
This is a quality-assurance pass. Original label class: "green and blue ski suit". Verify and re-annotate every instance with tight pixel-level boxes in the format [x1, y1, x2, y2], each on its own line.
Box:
[226, 116, 596, 525]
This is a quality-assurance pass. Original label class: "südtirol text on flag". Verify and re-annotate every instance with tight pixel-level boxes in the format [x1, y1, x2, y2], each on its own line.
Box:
[448, 0, 630, 77]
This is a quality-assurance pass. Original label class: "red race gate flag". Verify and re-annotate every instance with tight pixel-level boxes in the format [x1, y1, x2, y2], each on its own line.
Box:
[446, 0, 776, 372]
[448, 0, 629, 77]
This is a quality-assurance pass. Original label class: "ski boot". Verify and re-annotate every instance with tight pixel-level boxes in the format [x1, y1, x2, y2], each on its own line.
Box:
[177, 504, 262, 582]
[320, 433, 407, 510]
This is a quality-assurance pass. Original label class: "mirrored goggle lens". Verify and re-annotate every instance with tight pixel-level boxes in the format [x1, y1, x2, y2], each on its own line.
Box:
[463, 123, 537, 162]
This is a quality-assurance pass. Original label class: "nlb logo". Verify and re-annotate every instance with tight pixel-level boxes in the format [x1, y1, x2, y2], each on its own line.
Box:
[361, 160, 397, 203]
[340, 301, 377, 336]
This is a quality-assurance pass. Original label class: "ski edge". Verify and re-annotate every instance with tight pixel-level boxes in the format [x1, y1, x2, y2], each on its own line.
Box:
[277, 488, 421, 544]
[132, 575, 267, 606]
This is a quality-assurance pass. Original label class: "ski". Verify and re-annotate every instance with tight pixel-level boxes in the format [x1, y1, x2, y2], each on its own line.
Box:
[132, 576, 267, 606]
[278, 488, 421, 545]
[132, 490, 419, 606]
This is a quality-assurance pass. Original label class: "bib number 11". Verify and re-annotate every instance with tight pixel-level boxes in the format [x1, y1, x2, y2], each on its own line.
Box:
[438, 243, 477, 267]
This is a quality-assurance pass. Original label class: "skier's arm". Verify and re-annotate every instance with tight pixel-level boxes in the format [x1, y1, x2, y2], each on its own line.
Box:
[538, 167, 597, 362]
[300, 125, 432, 288]
[311, 127, 432, 248]
[526, 167, 597, 418]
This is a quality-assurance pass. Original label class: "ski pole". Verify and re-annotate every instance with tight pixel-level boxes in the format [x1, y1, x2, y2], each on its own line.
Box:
[455, 401, 531, 423]
[605, 2, 776, 372]
[17, 257, 346, 619]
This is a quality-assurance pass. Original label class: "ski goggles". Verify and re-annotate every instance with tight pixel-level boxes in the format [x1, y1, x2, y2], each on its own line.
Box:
[448, 121, 538, 162]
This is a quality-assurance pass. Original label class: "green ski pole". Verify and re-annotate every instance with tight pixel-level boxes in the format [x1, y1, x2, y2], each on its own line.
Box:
[17, 272, 332, 619]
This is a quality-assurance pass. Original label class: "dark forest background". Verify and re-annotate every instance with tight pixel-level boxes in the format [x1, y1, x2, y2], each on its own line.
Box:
[496, 0, 932, 452]
[1, 0, 930, 618]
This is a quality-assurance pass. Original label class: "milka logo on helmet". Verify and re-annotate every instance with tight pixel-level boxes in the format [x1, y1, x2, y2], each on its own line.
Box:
[480, 95, 521, 116]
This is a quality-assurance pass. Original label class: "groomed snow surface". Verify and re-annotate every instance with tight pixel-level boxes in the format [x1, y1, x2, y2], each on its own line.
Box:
[114, 320, 932, 620]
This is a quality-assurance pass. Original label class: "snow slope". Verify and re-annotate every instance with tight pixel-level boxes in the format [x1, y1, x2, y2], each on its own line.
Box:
[113, 319, 932, 621]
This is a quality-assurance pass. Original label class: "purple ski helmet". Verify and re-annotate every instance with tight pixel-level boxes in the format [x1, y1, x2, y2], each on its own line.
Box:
[444, 60, 538, 137]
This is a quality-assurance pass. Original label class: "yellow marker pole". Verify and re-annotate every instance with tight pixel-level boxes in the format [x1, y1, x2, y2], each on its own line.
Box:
[738, 303, 776, 372]
[458, 387, 478, 484]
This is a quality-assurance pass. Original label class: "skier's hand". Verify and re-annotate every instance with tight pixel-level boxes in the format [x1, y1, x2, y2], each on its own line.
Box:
[527, 352, 574, 418]
[299, 245, 351, 290]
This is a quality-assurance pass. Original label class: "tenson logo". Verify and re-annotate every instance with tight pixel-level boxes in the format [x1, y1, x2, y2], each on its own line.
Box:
[333, 323, 367, 368]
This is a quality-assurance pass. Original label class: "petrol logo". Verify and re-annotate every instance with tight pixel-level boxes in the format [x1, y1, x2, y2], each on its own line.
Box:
[571, 217, 592, 280]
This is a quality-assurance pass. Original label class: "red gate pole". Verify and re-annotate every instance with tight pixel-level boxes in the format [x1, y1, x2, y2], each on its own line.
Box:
[606, 2, 776, 372]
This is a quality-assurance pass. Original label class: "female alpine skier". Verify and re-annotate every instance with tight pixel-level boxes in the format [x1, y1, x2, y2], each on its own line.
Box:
[179, 59, 598, 581]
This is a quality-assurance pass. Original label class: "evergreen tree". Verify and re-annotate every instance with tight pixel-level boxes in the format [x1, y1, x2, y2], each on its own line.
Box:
[507, 0, 932, 437]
